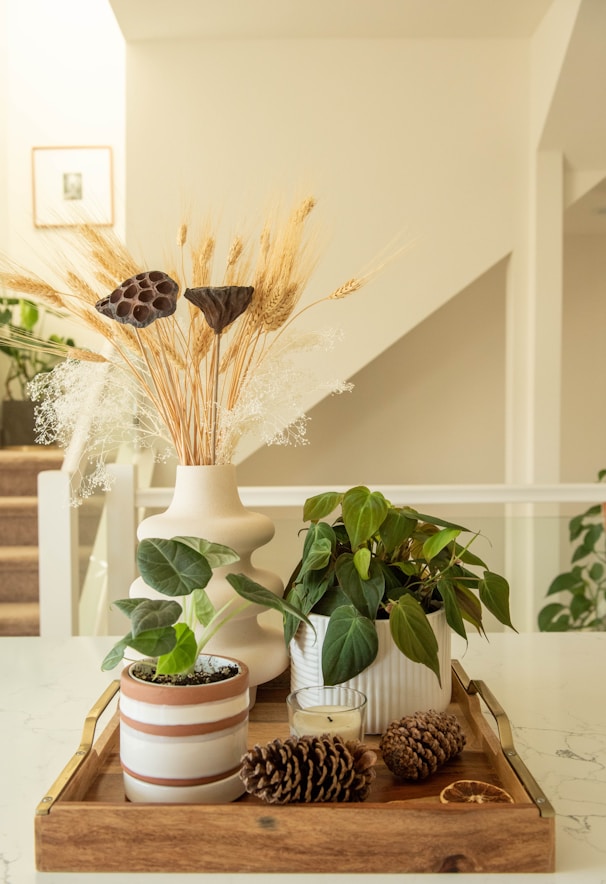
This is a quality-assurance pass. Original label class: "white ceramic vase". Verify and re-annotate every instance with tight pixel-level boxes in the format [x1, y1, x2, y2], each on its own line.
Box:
[131, 463, 288, 693]
[119, 654, 249, 804]
[289, 608, 452, 734]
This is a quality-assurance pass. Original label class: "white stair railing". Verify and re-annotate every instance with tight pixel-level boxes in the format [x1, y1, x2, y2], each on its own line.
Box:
[37, 465, 606, 638]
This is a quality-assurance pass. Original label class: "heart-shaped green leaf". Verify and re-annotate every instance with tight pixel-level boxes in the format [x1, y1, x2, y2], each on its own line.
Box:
[321, 605, 378, 685]
[155, 623, 198, 674]
[303, 491, 343, 523]
[193, 587, 216, 627]
[422, 528, 460, 563]
[389, 595, 441, 685]
[379, 508, 417, 553]
[130, 599, 182, 637]
[479, 571, 516, 630]
[335, 553, 384, 621]
[342, 486, 389, 550]
[172, 536, 239, 569]
[137, 537, 213, 596]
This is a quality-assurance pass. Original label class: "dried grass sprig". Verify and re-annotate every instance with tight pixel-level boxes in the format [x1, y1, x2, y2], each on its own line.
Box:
[2, 196, 400, 497]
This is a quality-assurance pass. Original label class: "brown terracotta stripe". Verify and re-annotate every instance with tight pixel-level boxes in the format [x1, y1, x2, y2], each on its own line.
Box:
[121, 761, 243, 787]
[120, 660, 249, 704]
[120, 707, 248, 736]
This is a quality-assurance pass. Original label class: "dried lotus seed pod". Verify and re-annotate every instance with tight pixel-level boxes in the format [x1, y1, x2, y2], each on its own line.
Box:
[95, 271, 178, 328]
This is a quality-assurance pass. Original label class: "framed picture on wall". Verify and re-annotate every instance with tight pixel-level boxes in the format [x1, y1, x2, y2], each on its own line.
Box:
[32, 145, 114, 228]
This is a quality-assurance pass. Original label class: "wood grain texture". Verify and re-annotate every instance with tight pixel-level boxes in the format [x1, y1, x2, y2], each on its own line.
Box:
[35, 665, 555, 873]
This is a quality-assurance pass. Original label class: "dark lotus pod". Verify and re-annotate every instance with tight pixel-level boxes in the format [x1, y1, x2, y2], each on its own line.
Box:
[184, 285, 253, 334]
[95, 271, 178, 329]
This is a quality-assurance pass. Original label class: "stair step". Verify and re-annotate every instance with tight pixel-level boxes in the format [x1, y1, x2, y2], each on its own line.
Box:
[0, 601, 39, 636]
[0, 546, 39, 602]
[0, 496, 38, 545]
[0, 446, 64, 496]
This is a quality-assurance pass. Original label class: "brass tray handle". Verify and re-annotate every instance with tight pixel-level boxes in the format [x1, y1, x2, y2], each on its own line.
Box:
[36, 665, 554, 819]
[451, 660, 554, 819]
[35, 679, 120, 815]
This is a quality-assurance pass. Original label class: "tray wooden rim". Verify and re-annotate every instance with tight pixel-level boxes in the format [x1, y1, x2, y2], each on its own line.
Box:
[35, 660, 556, 874]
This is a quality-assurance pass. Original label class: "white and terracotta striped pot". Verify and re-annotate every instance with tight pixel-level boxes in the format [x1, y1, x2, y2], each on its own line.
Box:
[290, 609, 451, 734]
[119, 654, 249, 804]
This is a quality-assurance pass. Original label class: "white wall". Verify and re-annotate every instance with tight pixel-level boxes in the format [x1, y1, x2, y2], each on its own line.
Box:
[2, 0, 125, 346]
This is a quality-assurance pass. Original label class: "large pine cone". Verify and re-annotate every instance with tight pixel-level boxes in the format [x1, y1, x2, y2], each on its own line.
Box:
[379, 710, 466, 780]
[240, 734, 377, 804]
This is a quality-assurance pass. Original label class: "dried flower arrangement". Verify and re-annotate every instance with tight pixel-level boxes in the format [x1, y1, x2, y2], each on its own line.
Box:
[0, 197, 383, 499]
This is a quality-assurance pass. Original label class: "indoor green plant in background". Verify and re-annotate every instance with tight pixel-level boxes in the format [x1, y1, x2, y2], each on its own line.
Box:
[0, 296, 74, 445]
[538, 470, 606, 632]
[285, 486, 515, 721]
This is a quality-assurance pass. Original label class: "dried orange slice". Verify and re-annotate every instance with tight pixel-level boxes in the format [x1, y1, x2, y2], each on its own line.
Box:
[439, 779, 514, 804]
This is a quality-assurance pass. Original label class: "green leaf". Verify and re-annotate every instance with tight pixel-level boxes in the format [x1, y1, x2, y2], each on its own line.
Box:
[303, 491, 343, 523]
[479, 571, 516, 630]
[137, 537, 213, 596]
[589, 562, 604, 582]
[128, 626, 177, 658]
[172, 536, 239, 569]
[570, 594, 593, 621]
[546, 571, 585, 596]
[342, 486, 389, 549]
[379, 508, 417, 553]
[226, 573, 314, 629]
[101, 636, 132, 671]
[155, 623, 198, 674]
[437, 578, 467, 640]
[389, 595, 441, 685]
[422, 528, 460, 562]
[20, 299, 39, 331]
[335, 553, 384, 621]
[353, 547, 371, 579]
[283, 584, 308, 646]
[193, 588, 216, 627]
[453, 582, 484, 633]
[537, 603, 567, 631]
[130, 599, 182, 637]
[321, 606, 378, 685]
[299, 537, 334, 578]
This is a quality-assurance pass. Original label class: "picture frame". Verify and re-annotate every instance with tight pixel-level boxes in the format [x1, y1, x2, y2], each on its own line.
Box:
[32, 146, 114, 228]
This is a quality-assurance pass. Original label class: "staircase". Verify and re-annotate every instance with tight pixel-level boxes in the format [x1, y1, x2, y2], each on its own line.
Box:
[0, 446, 64, 635]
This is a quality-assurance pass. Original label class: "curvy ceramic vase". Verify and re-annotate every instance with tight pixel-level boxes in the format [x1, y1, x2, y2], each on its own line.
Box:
[119, 654, 249, 803]
[131, 463, 288, 694]
[289, 608, 451, 734]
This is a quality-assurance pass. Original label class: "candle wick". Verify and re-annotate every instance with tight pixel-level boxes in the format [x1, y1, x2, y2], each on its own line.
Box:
[327, 716, 333, 722]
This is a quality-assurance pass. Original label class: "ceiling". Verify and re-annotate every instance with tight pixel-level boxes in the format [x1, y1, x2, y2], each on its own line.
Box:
[109, 0, 554, 42]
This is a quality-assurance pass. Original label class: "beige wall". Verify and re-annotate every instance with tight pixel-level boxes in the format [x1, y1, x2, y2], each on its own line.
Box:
[238, 259, 507, 485]
[561, 234, 606, 481]
[124, 36, 528, 470]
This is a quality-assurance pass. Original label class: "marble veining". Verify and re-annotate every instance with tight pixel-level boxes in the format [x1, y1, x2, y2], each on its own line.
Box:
[1, 633, 605, 883]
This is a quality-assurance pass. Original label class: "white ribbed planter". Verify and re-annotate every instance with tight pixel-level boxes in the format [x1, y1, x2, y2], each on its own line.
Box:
[290, 609, 451, 734]
[119, 655, 249, 804]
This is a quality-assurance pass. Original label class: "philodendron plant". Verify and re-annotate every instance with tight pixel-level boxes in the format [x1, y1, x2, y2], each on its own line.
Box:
[284, 486, 515, 687]
[102, 535, 310, 675]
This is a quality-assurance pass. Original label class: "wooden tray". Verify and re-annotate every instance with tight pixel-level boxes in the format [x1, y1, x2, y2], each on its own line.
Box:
[35, 661, 555, 874]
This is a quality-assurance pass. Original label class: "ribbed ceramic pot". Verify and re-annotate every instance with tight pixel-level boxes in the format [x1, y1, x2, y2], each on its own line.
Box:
[131, 464, 288, 695]
[119, 654, 249, 804]
[290, 608, 451, 734]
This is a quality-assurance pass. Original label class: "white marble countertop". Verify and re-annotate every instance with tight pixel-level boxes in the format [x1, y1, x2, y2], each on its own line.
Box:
[1, 632, 605, 883]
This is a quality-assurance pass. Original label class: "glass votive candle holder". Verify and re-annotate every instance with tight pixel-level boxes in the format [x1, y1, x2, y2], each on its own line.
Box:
[286, 686, 367, 741]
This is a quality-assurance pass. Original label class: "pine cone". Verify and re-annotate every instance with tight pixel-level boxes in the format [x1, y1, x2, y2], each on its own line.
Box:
[379, 710, 466, 780]
[240, 734, 377, 804]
